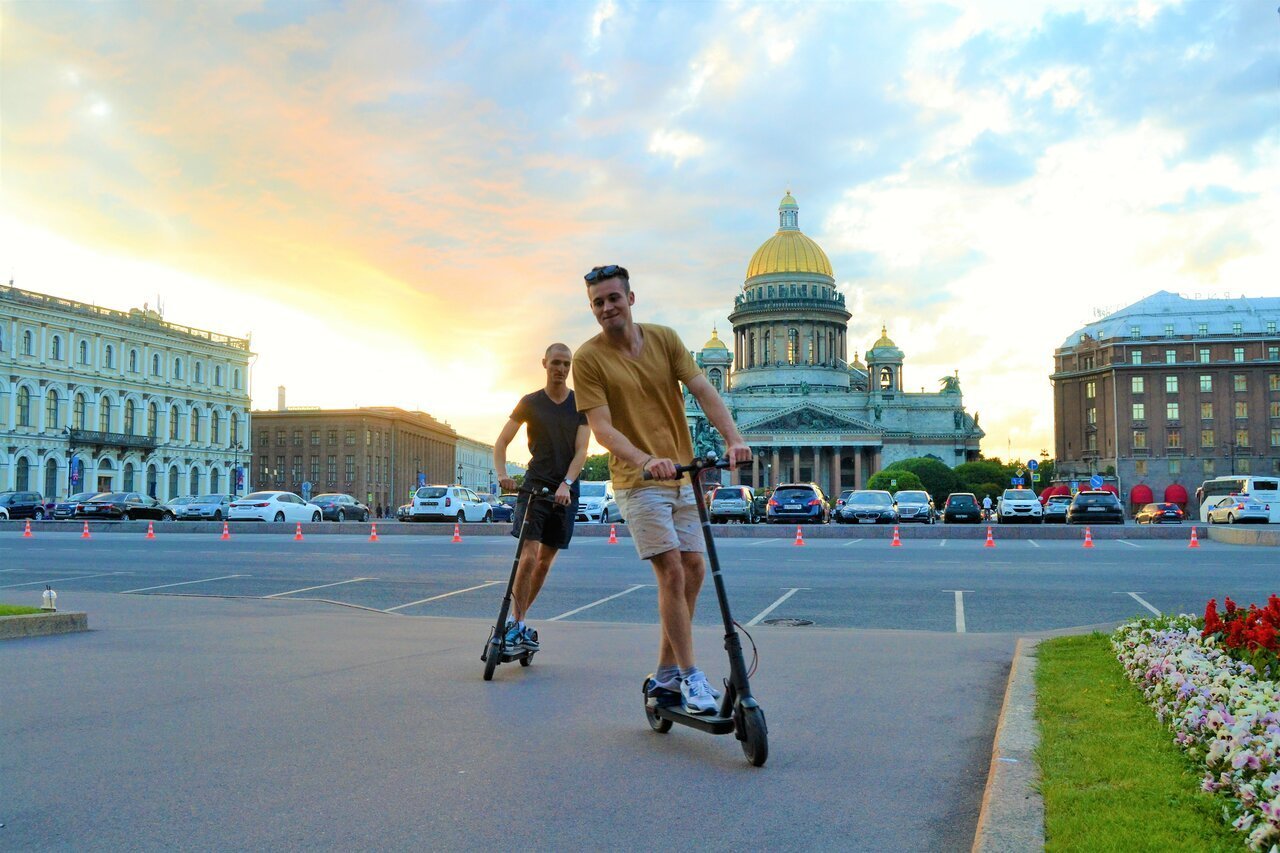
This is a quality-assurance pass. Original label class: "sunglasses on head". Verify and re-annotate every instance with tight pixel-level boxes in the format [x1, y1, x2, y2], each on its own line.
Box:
[584, 264, 628, 283]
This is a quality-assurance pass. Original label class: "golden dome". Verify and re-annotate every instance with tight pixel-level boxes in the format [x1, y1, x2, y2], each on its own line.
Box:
[702, 327, 728, 350]
[850, 350, 866, 370]
[871, 325, 896, 349]
[779, 191, 798, 209]
[746, 231, 833, 279]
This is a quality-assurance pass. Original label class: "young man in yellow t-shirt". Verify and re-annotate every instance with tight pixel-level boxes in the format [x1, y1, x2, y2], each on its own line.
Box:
[572, 264, 752, 715]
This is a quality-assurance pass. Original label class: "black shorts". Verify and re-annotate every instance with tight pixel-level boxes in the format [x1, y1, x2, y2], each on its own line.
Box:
[511, 493, 578, 550]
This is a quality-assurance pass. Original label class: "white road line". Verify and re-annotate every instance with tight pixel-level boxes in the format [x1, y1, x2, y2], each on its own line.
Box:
[841, 539, 865, 547]
[548, 584, 649, 621]
[943, 589, 972, 633]
[384, 581, 502, 613]
[1121, 591, 1162, 616]
[939, 540, 947, 547]
[0, 571, 130, 589]
[266, 578, 376, 598]
[1119, 540, 1141, 548]
[121, 574, 246, 594]
[746, 587, 808, 626]
[1027, 540, 1040, 548]
[748, 539, 777, 546]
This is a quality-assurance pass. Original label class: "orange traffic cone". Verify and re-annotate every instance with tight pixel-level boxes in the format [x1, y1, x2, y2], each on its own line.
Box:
[294, 522, 304, 541]
[81, 521, 91, 539]
[451, 523, 462, 543]
[145, 521, 156, 540]
[984, 526, 995, 548]
[793, 525, 805, 546]
[220, 521, 231, 540]
[369, 522, 379, 542]
[891, 525, 902, 547]
[1188, 526, 1200, 549]
[22, 519, 32, 538]
[608, 524, 618, 544]
[1083, 526, 1094, 549]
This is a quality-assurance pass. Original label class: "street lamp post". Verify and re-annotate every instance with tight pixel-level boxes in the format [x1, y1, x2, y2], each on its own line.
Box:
[231, 441, 243, 497]
[457, 462, 464, 486]
[488, 468, 494, 495]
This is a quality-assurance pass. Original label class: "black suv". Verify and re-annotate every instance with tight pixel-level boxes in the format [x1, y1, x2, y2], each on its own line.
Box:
[1066, 490, 1125, 525]
[767, 483, 830, 524]
[942, 492, 981, 523]
[0, 491, 46, 519]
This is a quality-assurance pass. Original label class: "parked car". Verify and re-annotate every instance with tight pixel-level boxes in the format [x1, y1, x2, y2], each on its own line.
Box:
[310, 493, 371, 522]
[710, 485, 756, 523]
[894, 490, 935, 524]
[396, 503, 413, 522]
[834, 489, 856, 512]
[52, 491, 100, 519]
[229, 491, 323, 523]
[1042, 494, 1073, 524]
[0, 491, 47, 520]
[177, 494, 236, 521]
[942, 492, 982, 524]
[998, 489, 1043, 524]
[576, 481, 621, 524]
[412, 485, 492, 522]
[835, 490, 897, 524]
[752, 488, 773, 519]
[499, 494, 519, 511]
[767, 483, 830, 524]
[1134, 502, 1185, 524]
[477, 492, 514, 523]
[0, 505, 7, 520]
[80, 492, 175, 521]
[1066, 490, 1124, 525]
[1206, 495, 1271, 525]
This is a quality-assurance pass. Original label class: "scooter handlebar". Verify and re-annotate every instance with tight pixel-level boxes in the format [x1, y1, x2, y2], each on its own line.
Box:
[641, 455, 740, 481]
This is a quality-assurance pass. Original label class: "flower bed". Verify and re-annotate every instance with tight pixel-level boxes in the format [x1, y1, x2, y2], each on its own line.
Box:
[1113, 609, 1280, 851]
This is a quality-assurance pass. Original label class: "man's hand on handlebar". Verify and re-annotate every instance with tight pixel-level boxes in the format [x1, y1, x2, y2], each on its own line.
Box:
[726, 441, 752, 467]
[642, 456, 679, 481]
[498, 476, 517, 492]
[554, 481, 572, 506]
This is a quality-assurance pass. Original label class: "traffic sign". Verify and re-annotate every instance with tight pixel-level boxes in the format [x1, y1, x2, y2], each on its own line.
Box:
[1028, 459, 1038, 471]
[1032, 472, 1040, 482]
[1011, 477, 1024, 486]
[1070, 480, 1079, 493]
[1090, 474, 1103, 489]
[417, 472, 426, 488]
[301, 480, 313, 501]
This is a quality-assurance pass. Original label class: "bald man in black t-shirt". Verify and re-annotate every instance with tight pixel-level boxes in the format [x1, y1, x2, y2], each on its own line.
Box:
[493, 343, 590, 653]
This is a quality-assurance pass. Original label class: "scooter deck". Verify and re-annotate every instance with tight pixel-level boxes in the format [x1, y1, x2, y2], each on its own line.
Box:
[482, 644, 534, 664]
[652, 704, 735, 735]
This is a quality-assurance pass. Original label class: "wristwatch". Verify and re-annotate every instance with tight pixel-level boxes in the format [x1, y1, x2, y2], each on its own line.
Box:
[563, 477, 575, 487]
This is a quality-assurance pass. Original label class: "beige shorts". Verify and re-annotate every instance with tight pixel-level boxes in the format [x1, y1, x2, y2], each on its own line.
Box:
[615, 483, 705, 560]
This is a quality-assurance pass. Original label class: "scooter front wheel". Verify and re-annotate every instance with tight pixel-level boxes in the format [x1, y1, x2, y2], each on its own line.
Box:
[738, 705, 768, 766]
[483, 638, 501, 681]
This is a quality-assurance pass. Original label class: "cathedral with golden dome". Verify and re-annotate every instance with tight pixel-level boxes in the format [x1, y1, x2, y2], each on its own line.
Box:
[686, 193, 983, 494]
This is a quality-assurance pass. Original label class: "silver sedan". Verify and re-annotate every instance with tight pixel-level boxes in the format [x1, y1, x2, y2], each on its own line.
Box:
[1206, 495, 1271, 524]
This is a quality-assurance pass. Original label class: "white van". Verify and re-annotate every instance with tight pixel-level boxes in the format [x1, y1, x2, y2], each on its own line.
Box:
[575, 481, 621, 524]
[1197, 476, 1280, 523]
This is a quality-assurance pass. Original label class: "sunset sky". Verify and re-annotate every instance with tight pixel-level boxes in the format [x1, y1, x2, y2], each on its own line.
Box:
[3, 0, 1276, 464]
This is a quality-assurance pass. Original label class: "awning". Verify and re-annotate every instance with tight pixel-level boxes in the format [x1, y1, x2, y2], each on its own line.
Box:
[1130, 484, 1154, 505]
[1164, 484, 1189, 505]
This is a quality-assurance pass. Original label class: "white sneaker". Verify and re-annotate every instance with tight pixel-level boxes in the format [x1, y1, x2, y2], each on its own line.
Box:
[681, 673, 718, 715]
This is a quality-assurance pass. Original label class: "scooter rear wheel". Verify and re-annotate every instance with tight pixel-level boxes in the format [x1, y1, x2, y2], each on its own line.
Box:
[520, 652, 533, 667]
[483, 639, 501, 681]
[738, 705, 768, 766]
[642, 677, 673, 733]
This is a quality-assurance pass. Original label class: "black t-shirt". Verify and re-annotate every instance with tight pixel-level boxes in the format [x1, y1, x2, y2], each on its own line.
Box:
[511, 389, 586, 493]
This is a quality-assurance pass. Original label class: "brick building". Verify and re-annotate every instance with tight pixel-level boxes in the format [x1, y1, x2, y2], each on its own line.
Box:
[250, 406, 456, 512]
[1052, 291, 1280, 513]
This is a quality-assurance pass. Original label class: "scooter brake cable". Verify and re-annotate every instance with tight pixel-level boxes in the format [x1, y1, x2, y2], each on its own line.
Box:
[733, 620, 760, 679]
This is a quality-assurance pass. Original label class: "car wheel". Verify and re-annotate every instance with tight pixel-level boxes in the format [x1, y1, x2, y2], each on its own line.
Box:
[213, 510, 222, 521]
[33, 508, 45, 520]
[312, 511, 321, 522]
[274, 511, 285, 523]
[336, 509, 345, 522]
[361, 511, 369, 523]
[1228, 513, 1236, 524]
[484, 510, 493, 523]
[162, 512, 175, 522]
[457, 510, 465, 524]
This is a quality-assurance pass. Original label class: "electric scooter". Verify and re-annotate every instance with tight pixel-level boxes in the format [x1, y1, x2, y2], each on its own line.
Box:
[641, 455, 769, 767]
[481, 486, 551, 681]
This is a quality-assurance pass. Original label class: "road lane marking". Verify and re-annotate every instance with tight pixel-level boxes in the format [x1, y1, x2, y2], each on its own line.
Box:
[943, 590, 973, 633]
[1117, 591, 1161, 616]
[1119, 540, 1141, 548]
[746, 587, 809, 626]
[384, 581, 503, 613]
[121, 574, 247, 593]
[548, 584, 650, 621]
[841, 539, 864, 547]
[0, 571, 130, 589]
[1027, 540, 1040, 548]
[748, 539, 776, 546]
[938, 540, 947, 547]
[266, 578, 376, 598]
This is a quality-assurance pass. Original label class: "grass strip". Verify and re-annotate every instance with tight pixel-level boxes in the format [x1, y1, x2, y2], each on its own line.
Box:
[0, 603, 44, 616]
[1036, 633, 1241, 852]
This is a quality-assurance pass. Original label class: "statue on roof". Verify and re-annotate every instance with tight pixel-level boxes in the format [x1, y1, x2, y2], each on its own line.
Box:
[939, 374, 961, 393]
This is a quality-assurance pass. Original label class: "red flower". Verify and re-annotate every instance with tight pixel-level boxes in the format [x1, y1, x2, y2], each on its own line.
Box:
[1204, 599, 1223, 636]
[1226, 596, 1238, 614]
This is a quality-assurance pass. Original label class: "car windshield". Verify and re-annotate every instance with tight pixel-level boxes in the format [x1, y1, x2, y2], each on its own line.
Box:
[713, 488, 746, 500]
[1003, 490, 1036, 501]
[948, 495, 976, 506]
[849, 493, 892, 507]
[416, 487, 447, 498]
[896, 491, 929, 503]
[242, 492, 277, 501]
[775, 488, 816, 501]
[580, 483, 607, 497]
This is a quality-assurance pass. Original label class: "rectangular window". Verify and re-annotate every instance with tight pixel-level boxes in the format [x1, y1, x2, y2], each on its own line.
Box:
[258, 432, 268, 448]
[1085, 381, 1096, 399]
[1087, 406, 1097, 425]
[1131, 376, 1145, 394]
[1168, 459, 1181, 475]
[1272, 429, 1280, 448]
[1203, 458, 1216, 475]
[1165, 349, 1176, 364]
[310, 456, 320, 483]
[292, 455, 302, 482]
[1237, 428, 1250, 448]
[366, 429, 372, 447]
[1165, 376, 1178, 393]
[1233, 322, 1243, 335]
[1130, 325, 1141, 339]
[276, 429, 286, 445]
[1272, 402, 1280, 418]
[1200, 374, 1212, 392]
[1164, 324, 1174, 337]
[344, 430, 356, 446]
[327, 455, 337, 483]
[1198, 323, 1209, 336]
[1234, 347, 1245, 363]
[275, 455, 285, 480]
[1270, 321, 1277, 335]
[1132, 403, 1145, 421]
[1087, 434, 1097, 451]
[1201, 402, 1214, 420]
[1131, 350, 1143, 365]
[310, 430, 320, 446]
[258, 456, 269, 479]
[1270, 348, 1279, 361]
[1201, 428, 1215, 448]
[1134, 459, 1147, 476]
[345, 455, 355, 482]
[1167, 429, 1182, 449]
[1132, 430, 1147, 449]
[1236, 401, 1249, 419]
[1239, 458, 1252, 474]
[1166, 402, 1180, 421]
[327, 430, 337, 446]
[1199, 348, 1211, 363]
[292, 429, 302, 446]
[1235, 374, 1248, 392]
[1271, 374, 1280, 391]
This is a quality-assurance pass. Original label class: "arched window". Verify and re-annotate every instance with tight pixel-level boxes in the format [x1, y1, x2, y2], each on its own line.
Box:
[16, 386, 31, 427]
[99, 398, 111, 432]
[15, 457, 29, 490]
[152, 354, 161, 376]
[230, 414, 239, 445]
[880, 367, 893, 391]
[211, 411, 221, 444]
[233, 368, 241, 390]
[146, 464, 158, 498]
[45, 458, 59, 498]
[51, 336, 62, 360]
[214, 365, 222, 386]
[129, 350, 138, 373]
[747, 331, 756, 368]
[46, 389, 59, 429]
[210, 467, 221, 493]
[189, 410, 199, 443]
[147, 402, 158, 438]
[105, 345, 114, 369]
[763, 330, 771, 364]
[79, 340, 88, 364]
[23, 330, 33, 355]
[173, 358, 183, 380]
[189, 467, 200, 495]
[169, 407, 179, 440]
[194, 362, 202, 384]
[124, 400, 136, 435]
[73, 393, 86, 430]
[709, 368, 722, 391]
[168, 467, 179, 498]
[787, 329, 799, 365]
[123, 462, 135, 492]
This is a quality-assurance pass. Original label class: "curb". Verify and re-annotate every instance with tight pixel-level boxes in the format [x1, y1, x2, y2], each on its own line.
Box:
[973, 637, 1044, 852]
[1206, 526, 1280, 546]
[0, 611, 89, 640]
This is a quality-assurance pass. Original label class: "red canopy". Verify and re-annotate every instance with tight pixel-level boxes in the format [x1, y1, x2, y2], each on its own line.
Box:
[1130, 484, 1154, 505]
[1164, 484, 1189, 505]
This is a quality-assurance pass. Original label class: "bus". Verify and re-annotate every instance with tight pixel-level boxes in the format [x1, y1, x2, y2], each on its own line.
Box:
[1197, 476, 1280, 523]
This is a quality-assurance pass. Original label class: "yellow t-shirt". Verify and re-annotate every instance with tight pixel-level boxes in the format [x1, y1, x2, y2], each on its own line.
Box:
[572, 323, 700, 490]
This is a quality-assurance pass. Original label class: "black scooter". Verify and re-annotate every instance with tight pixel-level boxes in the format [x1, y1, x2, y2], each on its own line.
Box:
[481, 486, 551, 681]
[641, 456, 768, 767]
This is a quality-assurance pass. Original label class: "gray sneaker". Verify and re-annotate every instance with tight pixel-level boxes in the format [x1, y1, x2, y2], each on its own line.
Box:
[520, 626, 540, 652]
[681, 673, 718, 715]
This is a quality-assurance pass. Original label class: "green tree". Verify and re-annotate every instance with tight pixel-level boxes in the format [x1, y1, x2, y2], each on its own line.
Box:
[884, 457, 960, 503]
[580, 452, 611, 482]
[953, 459, 1011, 493]
[866, 470, 922, 494]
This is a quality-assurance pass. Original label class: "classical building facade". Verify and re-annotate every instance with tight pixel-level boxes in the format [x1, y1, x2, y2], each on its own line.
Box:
[0, 284, 252, 499]
[249, 406, 457, 511]
[456, 435, 498, 496]
[686, 194, 983, 496]
[1052, 291, 1280, 511]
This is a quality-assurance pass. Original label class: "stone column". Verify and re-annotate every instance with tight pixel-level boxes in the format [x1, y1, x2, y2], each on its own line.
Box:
[853, 448, 863, 490]
[770, 448, 780, 488]
[791, 447, 800, 483]
[830, 446, 841, 495]
[752, 454, 760, 489]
